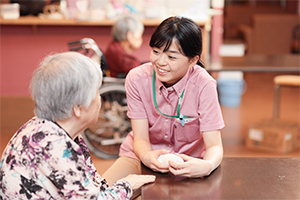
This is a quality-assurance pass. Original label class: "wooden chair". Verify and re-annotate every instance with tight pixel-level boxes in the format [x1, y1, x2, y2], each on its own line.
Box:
[273, 75, 300, 119]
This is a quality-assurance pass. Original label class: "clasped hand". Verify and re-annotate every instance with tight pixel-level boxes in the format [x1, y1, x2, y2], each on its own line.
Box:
[141, 149, 213, 178]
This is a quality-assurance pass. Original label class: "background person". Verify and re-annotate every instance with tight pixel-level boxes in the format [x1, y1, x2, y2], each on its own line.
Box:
[0, 52, 155, 200]
[105, 15, 144, 78]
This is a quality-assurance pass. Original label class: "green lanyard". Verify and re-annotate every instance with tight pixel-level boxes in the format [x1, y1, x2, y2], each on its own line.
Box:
[152, 69, 189, 126]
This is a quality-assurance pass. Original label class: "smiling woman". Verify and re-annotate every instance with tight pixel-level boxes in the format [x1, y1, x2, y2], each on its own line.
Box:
[103, 16, 225, 192]
[148, 16, 205, 87]
[150, 39, 199, 87]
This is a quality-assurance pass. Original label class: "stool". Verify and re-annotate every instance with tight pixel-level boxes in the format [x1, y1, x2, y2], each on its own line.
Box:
[273, 75, 300, 119]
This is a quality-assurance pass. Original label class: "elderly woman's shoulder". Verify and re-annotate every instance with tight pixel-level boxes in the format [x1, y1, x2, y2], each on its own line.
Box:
[21, 117, 71, 143]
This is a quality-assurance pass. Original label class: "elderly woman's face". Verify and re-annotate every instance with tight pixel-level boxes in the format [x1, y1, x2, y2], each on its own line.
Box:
[128, 29, 143, 50]
[85, 91, 101, 127]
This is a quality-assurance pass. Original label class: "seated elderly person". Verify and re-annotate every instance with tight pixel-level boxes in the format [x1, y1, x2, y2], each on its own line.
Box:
[105, 15, 144, 78]
[0, 52, 155, 199]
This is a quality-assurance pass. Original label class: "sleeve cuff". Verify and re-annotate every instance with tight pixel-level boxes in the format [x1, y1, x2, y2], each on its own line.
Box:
[112, 180, 133, 199]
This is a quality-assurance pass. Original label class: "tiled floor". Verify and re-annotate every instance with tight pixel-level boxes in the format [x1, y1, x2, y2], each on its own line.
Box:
[1, 72, 299, 175]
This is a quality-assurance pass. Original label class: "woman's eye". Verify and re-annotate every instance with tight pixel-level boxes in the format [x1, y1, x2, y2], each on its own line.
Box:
[169, 55, 176, 59]
[153, 49, 159, 54]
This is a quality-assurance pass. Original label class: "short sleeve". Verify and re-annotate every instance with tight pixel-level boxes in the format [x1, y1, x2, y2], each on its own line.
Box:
[198, 80, 225, 132]
[125, 69, 148, 119]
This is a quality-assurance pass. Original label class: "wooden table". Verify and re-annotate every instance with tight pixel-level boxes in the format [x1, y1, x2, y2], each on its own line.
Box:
[141, 157, 300, 200]
[207, 54, 300, 73]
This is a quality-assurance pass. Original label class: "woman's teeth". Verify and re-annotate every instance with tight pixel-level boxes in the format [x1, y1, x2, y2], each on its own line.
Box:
[158, 68, 168, 73]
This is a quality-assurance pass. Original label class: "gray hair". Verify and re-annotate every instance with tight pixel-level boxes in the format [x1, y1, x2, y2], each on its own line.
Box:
[112, 15, 144, 42]
[30, 51, 103, 121]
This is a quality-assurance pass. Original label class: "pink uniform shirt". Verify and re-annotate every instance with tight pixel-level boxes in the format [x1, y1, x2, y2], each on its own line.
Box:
[119, 63, 225, 160]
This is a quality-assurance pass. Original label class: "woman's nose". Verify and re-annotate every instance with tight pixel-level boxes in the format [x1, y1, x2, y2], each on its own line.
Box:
[157, 54, 167, 65]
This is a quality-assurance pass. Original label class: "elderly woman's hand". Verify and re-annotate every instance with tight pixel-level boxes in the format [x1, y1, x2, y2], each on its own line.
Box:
[121, 174, 156, 190]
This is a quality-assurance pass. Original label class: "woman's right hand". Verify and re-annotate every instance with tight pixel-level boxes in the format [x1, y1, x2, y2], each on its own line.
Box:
[121, 174, 156, 190]
[131, 119, 170, 173]
[140, 149, 170, 173]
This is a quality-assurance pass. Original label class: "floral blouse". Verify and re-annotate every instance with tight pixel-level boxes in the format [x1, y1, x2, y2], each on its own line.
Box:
[0, 117, 132, 200]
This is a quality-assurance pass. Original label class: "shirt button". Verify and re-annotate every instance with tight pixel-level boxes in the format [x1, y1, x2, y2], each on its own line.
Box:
[164, 135, 168, 138]
[169, 144, 172, 147]
[165, 119, 168, 122]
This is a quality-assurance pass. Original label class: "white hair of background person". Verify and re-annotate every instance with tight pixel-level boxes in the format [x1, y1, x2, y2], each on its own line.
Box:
[30, 51, 103, 122]
[111, 15, 144, 42]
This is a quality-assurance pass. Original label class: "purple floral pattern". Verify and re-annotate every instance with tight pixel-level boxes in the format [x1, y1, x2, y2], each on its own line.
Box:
[0, 117, 132, 199]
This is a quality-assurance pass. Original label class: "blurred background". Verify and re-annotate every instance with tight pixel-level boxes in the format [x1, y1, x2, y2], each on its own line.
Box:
[0, 0, 299, 171]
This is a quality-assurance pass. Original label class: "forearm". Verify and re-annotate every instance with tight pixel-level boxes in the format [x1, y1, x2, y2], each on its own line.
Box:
[133, 137, 152, 161]
[131, 118, 152, 161]
[202, 130, 223, 175]
[131, 119, 169, 172]
[203, 144, 223, 174]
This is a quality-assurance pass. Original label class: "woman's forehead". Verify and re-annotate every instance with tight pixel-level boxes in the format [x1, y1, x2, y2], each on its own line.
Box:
[161, 38, 182, 53]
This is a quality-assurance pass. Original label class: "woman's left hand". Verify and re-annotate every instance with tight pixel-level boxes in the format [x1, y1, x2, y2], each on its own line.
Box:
[168, 130, 223, 178]
[168, 154, 213, 178]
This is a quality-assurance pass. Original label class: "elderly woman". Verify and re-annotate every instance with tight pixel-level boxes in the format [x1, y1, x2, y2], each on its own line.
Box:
[105, 15, 144, 77]
[0, 52, 155, 199]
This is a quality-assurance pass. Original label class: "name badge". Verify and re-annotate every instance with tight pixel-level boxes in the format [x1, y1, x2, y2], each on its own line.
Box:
[176, 117, 197, 124]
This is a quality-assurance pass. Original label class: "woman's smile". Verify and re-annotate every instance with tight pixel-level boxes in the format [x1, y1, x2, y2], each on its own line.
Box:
[150, 39, 197, 87]
[156, 67, 169, 75]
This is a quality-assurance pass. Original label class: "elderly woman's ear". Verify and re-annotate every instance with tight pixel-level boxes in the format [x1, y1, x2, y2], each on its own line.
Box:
[73, 105, 82, 118]
[127, 31, 134, 42]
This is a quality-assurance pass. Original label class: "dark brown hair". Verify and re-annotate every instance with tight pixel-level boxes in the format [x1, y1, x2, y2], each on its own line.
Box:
[149, 16, 205, 68]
